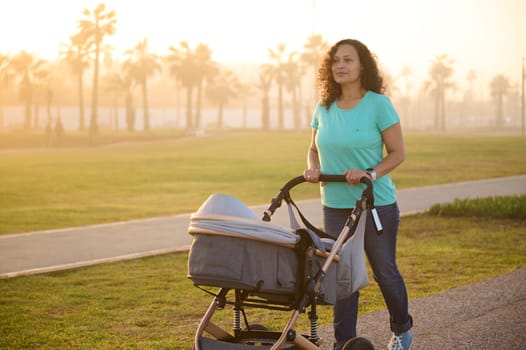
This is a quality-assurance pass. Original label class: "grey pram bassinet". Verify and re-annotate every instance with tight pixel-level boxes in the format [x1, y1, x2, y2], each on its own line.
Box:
[188, 175, 378, 350]
[187, 193, 338, 304]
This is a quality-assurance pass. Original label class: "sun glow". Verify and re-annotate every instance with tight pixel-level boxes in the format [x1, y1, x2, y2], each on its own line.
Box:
[1, 0, 525, 87]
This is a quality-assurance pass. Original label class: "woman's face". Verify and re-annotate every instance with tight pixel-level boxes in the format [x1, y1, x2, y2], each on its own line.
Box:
[331, 43, 362, 86]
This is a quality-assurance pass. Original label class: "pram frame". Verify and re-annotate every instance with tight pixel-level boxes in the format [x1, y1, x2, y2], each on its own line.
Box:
[191, 174, 380, 350]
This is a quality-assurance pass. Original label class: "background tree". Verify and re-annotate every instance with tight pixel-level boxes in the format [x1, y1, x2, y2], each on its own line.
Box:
[237, 82, 253, 129]
[29, 65, 50, 130]
[300, 34, 329, 120]
[79, 2, 117, 136]
[283, 52, 302, 129]
[268, 43, 287, 129]
[257, 64, 273, 131]
[120, 59, 139, 132]
[9, 51, 47, 130]
[61, 31, 91, 130]
[466, 69, 477, 102]
[166, 41, 199, 132]
[0, 54, 10, 128]
[124, 38, 160, 131]
[424, 54, 456, 131]
[193, 43, 217, 130]
[489, 74, 510, 128]
[206, 69, 239, 129]
[102, 72, 126, 130]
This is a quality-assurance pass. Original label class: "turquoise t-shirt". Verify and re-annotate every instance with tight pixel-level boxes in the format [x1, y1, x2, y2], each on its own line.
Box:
[311, 91, 400, 207]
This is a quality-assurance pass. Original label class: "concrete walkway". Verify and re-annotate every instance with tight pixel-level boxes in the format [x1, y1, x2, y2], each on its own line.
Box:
[319, 267, 526, 350]
[1, 175, 525, 278]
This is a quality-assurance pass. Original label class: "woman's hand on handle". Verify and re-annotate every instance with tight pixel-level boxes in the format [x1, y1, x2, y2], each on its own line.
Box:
[303, 168, 320, 183]
[344, 168, 371, 186]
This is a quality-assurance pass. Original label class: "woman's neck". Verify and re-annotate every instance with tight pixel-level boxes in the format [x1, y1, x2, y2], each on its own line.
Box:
[340, 86, 366, 101]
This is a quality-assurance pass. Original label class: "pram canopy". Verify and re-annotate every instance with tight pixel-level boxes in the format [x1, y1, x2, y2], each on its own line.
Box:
[188, 193, 299, 248]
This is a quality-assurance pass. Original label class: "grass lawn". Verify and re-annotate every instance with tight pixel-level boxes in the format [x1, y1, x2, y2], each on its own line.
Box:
[0, 131, 525, 349]
[1, 130, 525, 234]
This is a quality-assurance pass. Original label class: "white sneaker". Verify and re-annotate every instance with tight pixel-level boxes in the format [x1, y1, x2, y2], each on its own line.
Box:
[387, 330, 413, 350]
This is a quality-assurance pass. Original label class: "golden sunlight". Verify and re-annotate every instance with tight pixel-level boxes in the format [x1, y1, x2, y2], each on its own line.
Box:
[0, 0, 524, 134]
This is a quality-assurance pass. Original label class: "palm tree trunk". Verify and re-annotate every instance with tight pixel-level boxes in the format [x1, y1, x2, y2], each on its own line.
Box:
[278, 84, 284, 129]
[435, 90, 440, 130]
[440, 91, 446, 131]
[497, 94, 504, 128]
[195, 83, 202, 130]
[125, 91, 135, 132]
[242, 97, 248, 129]
[90, 40, 100, 136]
[142, 80, 150, 130]
[78, 69, 85, 131]
[262, 95, 270, 131]
[186, 87, 193, 131]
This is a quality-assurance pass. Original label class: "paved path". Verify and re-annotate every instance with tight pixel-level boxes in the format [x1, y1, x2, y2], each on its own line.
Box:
[1, 175, 525, 278]
[319, 267, 526, 350]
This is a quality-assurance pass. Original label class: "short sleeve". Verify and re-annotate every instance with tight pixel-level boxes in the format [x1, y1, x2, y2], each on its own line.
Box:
[311, 102, 321, 129]
[376, 95, 400, 131]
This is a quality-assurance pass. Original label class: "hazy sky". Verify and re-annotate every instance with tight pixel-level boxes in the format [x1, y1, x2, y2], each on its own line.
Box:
[1, 0, 525, 89]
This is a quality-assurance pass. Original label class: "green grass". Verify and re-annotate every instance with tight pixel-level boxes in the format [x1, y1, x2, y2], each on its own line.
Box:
[1, 197, 524, 349]
[1, 131, 525, 234]
[429, 195, 526, 219]
[1, 131, 525, 349]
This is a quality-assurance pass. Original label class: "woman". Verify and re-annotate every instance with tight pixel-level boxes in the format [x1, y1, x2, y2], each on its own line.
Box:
[303, 39, 413, 350]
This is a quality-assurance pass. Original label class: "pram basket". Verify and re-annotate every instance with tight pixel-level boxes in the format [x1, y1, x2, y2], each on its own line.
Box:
[187, 175, 380, 350]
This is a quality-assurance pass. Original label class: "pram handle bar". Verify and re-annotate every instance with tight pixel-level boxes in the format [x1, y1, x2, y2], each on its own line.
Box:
[262, 174, 373, 221]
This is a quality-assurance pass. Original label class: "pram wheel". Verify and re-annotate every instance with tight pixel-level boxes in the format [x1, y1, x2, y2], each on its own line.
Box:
[342, 337, 374, 350]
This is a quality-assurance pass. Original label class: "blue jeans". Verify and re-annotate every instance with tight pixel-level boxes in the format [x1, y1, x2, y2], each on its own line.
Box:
[323, 203, 412, 349]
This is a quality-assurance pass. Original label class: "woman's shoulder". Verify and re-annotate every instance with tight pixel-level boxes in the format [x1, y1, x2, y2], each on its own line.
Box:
[365, 91, 395, 108]
[365, 90, 390, 101]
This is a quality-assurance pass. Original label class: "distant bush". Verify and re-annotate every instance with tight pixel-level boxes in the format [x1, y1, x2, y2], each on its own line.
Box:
[428, 195, 526, 220]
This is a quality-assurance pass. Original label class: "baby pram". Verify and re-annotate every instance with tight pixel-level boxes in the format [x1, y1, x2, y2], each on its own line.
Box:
[187, 175, 383, 350]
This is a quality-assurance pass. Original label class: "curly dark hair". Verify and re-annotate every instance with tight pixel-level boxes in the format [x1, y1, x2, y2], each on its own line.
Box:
[318, 39, 384, 109]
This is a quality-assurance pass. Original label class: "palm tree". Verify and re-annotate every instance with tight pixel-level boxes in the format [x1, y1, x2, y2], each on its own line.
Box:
[32, 67, 51, 129]
[268, 43, 287, 129]
[489, 75, 510, 128]
[61, 31, 91, 131]
[102, 72, 124, 129]
[206, 69, 239, 129]
[301, 34, 329, 110]
[79, 3, 117, 136]
[283, 52, 303, 129]
[424, 54, 455, 131]
[237, 82, 253, 129]
[0, 54, 10, 128]
[257, 64, 273, 130]
[119, 60, 139, 132]
[166, 42, 200, 132]
[9, 51, 47, 130]
[124, 38, 160, 131]
[193, 43, 217, 130]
